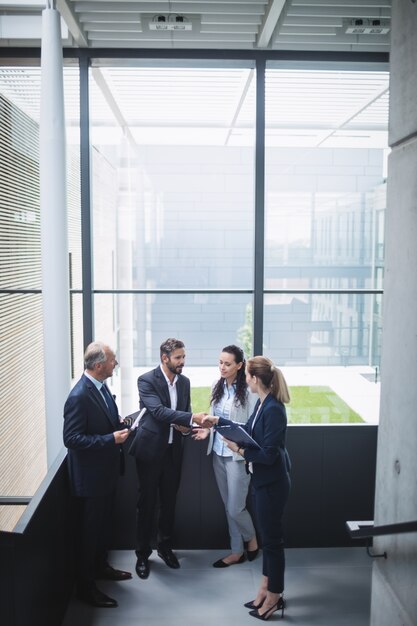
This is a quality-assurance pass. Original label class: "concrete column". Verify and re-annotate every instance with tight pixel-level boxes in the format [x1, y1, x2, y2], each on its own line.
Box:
[371, 2, 417, 625]
[117, 138, 135, 413]
[40, 6, 71, 466]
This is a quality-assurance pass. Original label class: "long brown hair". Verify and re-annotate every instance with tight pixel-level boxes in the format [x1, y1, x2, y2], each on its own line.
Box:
[211, 345, 248, 407]
[246, 356, 290, 404]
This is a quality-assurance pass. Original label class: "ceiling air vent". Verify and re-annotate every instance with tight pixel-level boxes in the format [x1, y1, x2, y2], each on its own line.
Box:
[149, 14, 192, 31]
[345, 19, 390, 35]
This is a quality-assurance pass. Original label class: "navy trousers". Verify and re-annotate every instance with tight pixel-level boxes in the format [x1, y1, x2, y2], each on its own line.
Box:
[252, 473, 291, 594]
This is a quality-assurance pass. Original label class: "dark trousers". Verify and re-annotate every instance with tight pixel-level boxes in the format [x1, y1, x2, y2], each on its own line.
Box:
[252, 474, 291, 594]
[74, 492, 115, 590]
[135, 445, 181, 557]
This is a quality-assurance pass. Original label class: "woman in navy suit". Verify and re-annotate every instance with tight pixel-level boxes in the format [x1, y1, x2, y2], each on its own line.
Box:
[214, 356, 291, 621]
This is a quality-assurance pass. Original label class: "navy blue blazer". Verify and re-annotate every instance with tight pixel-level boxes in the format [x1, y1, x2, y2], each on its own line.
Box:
[128, 366, 192, 464]
[63, 374, 124, 497]
[219, 393, 291, 488]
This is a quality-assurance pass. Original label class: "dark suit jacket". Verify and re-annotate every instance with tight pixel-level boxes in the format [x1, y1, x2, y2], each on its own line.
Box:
[63, 374, 124, 497]
[218, 392, 291, 488]
[128, 366, 192, 464]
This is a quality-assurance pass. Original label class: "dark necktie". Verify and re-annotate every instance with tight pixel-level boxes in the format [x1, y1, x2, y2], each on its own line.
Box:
[101, 383, 125, 475]
[101, 383, 119, 423]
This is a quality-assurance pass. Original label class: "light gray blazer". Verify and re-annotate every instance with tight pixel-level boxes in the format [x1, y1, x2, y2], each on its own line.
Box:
[209, 383, 258, 461]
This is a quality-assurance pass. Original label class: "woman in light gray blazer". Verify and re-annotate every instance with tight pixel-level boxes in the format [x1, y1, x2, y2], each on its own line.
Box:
[194, 345, 259, 567]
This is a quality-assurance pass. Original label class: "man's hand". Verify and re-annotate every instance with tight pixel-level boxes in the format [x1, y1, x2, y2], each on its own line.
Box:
[114, 428, 130, 444]
[173, 424, 191, 434]
[193, 414, 219, 428]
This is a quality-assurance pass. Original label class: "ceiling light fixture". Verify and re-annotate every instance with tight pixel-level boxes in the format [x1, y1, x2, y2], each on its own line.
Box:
[345, 18, 390, 35]
[149, 14, 192, 31]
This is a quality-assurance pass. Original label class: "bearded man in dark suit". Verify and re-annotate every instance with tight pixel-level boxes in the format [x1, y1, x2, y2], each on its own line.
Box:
[129, 337, 209, 579]
[63, 341, 131, 608]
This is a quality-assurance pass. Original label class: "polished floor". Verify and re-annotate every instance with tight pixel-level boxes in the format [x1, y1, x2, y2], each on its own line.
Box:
[62, 547, 372, 626]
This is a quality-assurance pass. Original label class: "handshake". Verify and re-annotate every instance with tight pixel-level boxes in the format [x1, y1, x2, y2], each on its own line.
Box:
[191, 413, 219, 429]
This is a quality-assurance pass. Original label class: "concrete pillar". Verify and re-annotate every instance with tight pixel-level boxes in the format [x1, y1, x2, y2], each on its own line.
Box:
[40, 6, 71, 466]
[117, 137, 135, 413]
[370, 2, 417, 625]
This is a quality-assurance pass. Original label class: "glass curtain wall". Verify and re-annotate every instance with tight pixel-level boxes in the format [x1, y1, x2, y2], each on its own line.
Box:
[89, 60, 388, 423]
[264, 63, 389, 424]
[89, 62, 256, 414]
[0, 58, 389, 529]
[0, 65, 81, 531]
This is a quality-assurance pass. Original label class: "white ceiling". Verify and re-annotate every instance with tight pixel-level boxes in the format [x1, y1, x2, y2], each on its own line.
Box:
[0, 0, 392, 52]
[0, 1, 390, 150]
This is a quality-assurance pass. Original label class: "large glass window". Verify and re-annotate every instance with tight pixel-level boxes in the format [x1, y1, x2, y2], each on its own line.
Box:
[262, 63, 388, 423]
[0, 57, 389, 515]
[89, 61, 256, 403]
[86, 60, 388, 423]
[90, 63, 255, 291]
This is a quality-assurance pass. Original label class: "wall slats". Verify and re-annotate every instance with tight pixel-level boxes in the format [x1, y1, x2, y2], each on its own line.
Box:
[0, 93, 46, 532]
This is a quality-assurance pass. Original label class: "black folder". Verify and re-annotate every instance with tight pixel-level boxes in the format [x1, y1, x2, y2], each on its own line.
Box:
[215, 422, 260, 449]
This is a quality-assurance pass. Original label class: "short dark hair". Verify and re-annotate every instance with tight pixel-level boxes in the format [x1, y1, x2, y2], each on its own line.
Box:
[160, 338, 185, 359]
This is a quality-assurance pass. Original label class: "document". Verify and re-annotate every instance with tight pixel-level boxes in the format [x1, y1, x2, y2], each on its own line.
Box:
[215, 422, 260, 449]
[123, 407, 147, 430]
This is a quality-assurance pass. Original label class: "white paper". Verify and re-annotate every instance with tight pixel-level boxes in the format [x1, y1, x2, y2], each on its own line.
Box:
[126, 407, 147, 430]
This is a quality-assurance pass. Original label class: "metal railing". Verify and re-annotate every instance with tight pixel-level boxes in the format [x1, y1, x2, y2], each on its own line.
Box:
[346, 519, 417, 559]
[0, 497, 31, 506]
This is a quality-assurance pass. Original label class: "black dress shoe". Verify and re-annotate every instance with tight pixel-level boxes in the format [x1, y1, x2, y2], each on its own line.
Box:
[135, 556, 150, 579]
[97, 565, 132, 581]
[77, 585, 118, 608]
[212, 554, 246, 568]
[157, 548, 180, 569]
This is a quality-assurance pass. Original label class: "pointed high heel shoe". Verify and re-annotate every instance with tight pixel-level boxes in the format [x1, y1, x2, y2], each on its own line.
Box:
[244, 597, 266, 610]
[249, 597, 285, 620]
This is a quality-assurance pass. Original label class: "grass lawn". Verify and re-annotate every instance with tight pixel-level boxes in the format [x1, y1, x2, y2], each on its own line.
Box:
[191, 387, 211, 413]
[191, 385, 364, 424]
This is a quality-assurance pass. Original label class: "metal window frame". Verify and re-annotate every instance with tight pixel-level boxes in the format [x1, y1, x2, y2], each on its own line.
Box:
[0, 47, 389, 355]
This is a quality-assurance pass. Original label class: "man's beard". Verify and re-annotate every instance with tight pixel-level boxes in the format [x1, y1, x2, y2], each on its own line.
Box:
[167, 362, 183, 375]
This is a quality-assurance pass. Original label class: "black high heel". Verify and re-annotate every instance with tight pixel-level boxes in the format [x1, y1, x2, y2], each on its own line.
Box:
[249, 596, 285, 620]
[244, 597, 265, 609]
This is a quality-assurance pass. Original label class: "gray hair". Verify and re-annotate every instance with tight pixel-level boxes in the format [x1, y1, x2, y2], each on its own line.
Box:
[84, 341, 108, 371]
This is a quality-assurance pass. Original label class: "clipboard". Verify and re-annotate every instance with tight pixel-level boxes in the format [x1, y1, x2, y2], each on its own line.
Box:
[215, 423, 260, 450]
[124, 407, 147, 430]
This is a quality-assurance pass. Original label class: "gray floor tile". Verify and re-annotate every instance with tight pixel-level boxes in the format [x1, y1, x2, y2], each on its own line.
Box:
[62, 548, 371, 626]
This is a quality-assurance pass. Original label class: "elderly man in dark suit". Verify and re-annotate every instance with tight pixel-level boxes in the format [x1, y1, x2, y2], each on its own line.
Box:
[63, 341, 131, 608]
[129, 337, 209, 579]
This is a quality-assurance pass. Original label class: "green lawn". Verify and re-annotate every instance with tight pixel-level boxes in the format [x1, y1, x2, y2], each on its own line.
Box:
[191, 385, 364, 424]
[191, 387, 211, 413]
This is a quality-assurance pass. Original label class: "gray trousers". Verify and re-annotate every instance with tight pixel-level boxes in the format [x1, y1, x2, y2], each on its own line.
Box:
[213, 453, 256, 554]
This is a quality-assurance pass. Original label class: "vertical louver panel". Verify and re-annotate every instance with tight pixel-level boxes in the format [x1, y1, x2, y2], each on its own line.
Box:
[0, 93, 46, 531]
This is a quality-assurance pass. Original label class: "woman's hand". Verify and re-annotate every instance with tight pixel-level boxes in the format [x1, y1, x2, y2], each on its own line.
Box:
[223, 438, 239, 453]
[192, 428, 210, 441]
